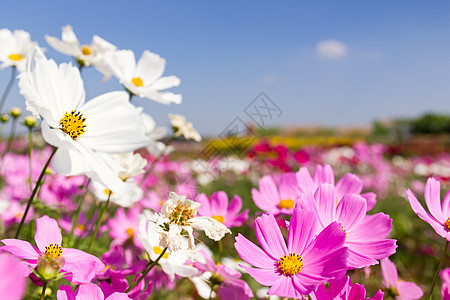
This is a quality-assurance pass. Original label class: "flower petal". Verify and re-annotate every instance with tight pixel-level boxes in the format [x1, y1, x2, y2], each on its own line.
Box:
[254, 214, 288, 259]
[234, 233, 276, 269]
[62, 248, 105, 283]
[380, 258, 398, 288]
[1, 239, 40, 260]
[424, 178, 445, 222]
[35, 215, 62, 253]
[288, 208, 318, 254]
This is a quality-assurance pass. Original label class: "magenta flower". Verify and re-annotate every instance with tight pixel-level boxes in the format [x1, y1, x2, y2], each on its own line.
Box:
[0, 252, 27, 300]
[381, 257, 423, 300]
[407, 177, 450, 240]
[1, 215, 105, 283]
[193, 249, 253, 300]
[311, 276, 384, 300]
[296, 164, 377, 210]
[441, 268, 450, 300]
[234, 207, 348, 298]
[252, 173, 299, 215]
[108, 207, 142, 248]
[57, 283, 131, 300]
[196, 191, 249, 228]
[302, 183, 396, 269]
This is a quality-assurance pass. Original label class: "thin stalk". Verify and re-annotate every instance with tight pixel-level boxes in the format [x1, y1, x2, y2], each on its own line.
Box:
[428, 240, 449, 300]
[125, 247, 167, 293]
[67, 178, 91, 246]
[87, 191, 111, 252]
[40, 280, 47, 300]
[3, 117, 17, 157]
[27, 127, 33, 191]
[15, 147, 57, 238]
[0, 67, 16, 114]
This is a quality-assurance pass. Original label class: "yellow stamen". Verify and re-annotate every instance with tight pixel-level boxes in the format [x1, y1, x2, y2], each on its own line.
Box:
[104, 189, 112, 196]
[131, 77, 144, 87]
[77, 224, 86, 231]
[278, 199, 294, 209]
[81, 45, 92, 56]
[212, 215, 224, 223]
[278, 253, 303, 276]
[153, 246, 169, 259]
[445, 218, 450, 231]
[8, 54, 22, 61]
[126, 228, 134, 238]
[168, 202, 195, 226]
[341, 226, 347, 238]
[44, 243, 63, 258]
[59, 110, 86, 140]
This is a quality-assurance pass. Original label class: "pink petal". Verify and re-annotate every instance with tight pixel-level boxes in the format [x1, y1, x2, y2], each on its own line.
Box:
[211, 191, 229, 216]
[56, 285, 75, 300]
[278, 173, 298, 200]
[227, 195, 243, 215]
[380, 258, 398, 288]
[76, 283, 104, 300]
[234, 234, 276, 268]
[424, 177, 445, 222]
[346, 240, 397, 269]
[288, 208, 318, 254]
[35, 215, 62, 253]
[313, 164, 335, 185]
[442, 190, 450, 219]
[252, 186, 277, 213]
[268, 276, 301, 298]
[313, 184, 337, 228]
[350, 213, 392, 241]
[349, 283, 366, 299]
[336, 194, 367, 232]
[254, 214, 288, 259]
[370, 290, 384, 300]
[62, 248, 105, 283]
[336, 173, 363, 200]
[397, 281, 423, 299]
[106, 293, 132, 300]
[195, 193, 211, 216]
[1, 239, 40, 260]
[293, 272, 328, 295]
[361, 192, 377, 211]
[240, 265, 279, 286]
[0, 253, 27, 300]
[296, 167, 317, 194]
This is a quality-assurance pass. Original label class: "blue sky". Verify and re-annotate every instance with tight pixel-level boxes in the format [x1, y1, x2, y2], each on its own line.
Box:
[1, 1, 450, 135]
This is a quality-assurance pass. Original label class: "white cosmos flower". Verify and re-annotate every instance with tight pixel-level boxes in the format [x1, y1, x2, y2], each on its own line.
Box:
[45, 25, 116, 77]
[92, 179, 143, 207]
[140, 112, 172, 156]
[159, 192, 230, 257]
[18, 49, 148, 195]
[168, 114, 202, 142]
[104, 49, 181, 105]
[111, 152, 147, 181]
[0, 29, 39, 72]
[138, 210, 199, 281]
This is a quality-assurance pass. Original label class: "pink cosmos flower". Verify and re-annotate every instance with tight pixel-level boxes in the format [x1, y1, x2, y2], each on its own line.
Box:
[193, 249, 253, 300]
[0, 252, 27, 300]
[1, 215, 105, 283]
[302, 183, 396, 269]
[381, 257, 423, 300]
[57, 283, 131, 300]
[441, 268, 450, 300]
[234, 207, 348, 298]
[108, 207, 142, 248]
[311, 276, 384, 300]
[196, 191, 249, 228]
[252, 173, 299, 215]
[407, 177, 450, 240]
[296, 164, 377, 210]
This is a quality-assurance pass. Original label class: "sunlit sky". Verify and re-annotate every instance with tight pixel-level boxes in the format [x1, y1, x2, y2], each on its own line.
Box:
[2, 1, 450, 135]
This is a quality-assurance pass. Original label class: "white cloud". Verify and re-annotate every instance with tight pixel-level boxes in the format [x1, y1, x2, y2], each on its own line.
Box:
[316, 39, 349, 60]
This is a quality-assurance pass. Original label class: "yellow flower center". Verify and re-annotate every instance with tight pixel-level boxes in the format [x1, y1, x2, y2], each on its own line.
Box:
[126, 228, 134, 238]
[445, 218, 450, 231]
[278, 253, 303, 276]
[278, 199, 294, 209]
[168, 202, 195, 226]
[153, 246, 169, 259]
[44, 243, 63, 258]
[341, 225, 347, 238]
[104, 189, 112, 196]
[77, 224, 85, 231]
[81, 45, 92, 56]
[8, 54, 22, 61]
[59, 110, 87, 140]
[212, 215, 224, 223]
[131, 77, 144, 87]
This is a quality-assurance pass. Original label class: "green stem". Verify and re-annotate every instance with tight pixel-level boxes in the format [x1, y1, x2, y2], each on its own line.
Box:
[428, 240, 449, 300]
[0, 67, 16, 114]
[27, 127, 33, 191]
[67, 178, 91, 246]
[40, 280, 47, 300]
[3, 117, 17, 157]
[87, 191, 111, 252]
[125, 247, 167, 293]
[15, 147, 57, 238]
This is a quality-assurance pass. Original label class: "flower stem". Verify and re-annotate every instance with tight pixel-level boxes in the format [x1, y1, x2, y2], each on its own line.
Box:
[15, 147, 57, 238]
[87, 191, 111, 252]
[3, 117, 17, 157]
[41, 280, 47, 300]
[428, 240, 449, 300]
[0, 66, 16, 114]
[67, 178, 91, 246]
[125, 247, 167, 293]
[27, 127, 33, 191]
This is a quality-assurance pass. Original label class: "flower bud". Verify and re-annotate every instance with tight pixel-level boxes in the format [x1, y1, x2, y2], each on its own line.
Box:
[37, 255, 65, 280]
[23, 115, 37, 128]
[9, 107, 22, 118]
[0, 114, 9, 123]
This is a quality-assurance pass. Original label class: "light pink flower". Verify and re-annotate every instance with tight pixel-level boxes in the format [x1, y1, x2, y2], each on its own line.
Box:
[0, 252, 27, 300]
[1, 215, 105, 283]
[57, 283, 131, 300]
[407, 177, 450, 240]
[252, 173, 299, 215]
[381, 257, 423, 300]
[311, 275, 384, 300]
[234, 207, 348, 298]
[108, 207, 142, 248]
[302, 183, 396, 269]
[196, 192, 249, 228]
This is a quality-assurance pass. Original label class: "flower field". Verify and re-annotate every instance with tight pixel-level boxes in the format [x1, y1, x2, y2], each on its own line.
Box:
[0, 26, 449, 300]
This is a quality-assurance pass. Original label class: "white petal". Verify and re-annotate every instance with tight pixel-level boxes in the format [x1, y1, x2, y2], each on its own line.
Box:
[150, 75, 180, 90]
[135, 50, 165, 84]
[190, 217, 231, 241]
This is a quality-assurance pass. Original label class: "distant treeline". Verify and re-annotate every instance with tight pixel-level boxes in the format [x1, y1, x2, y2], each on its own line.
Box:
[372, 113, 450, 136]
